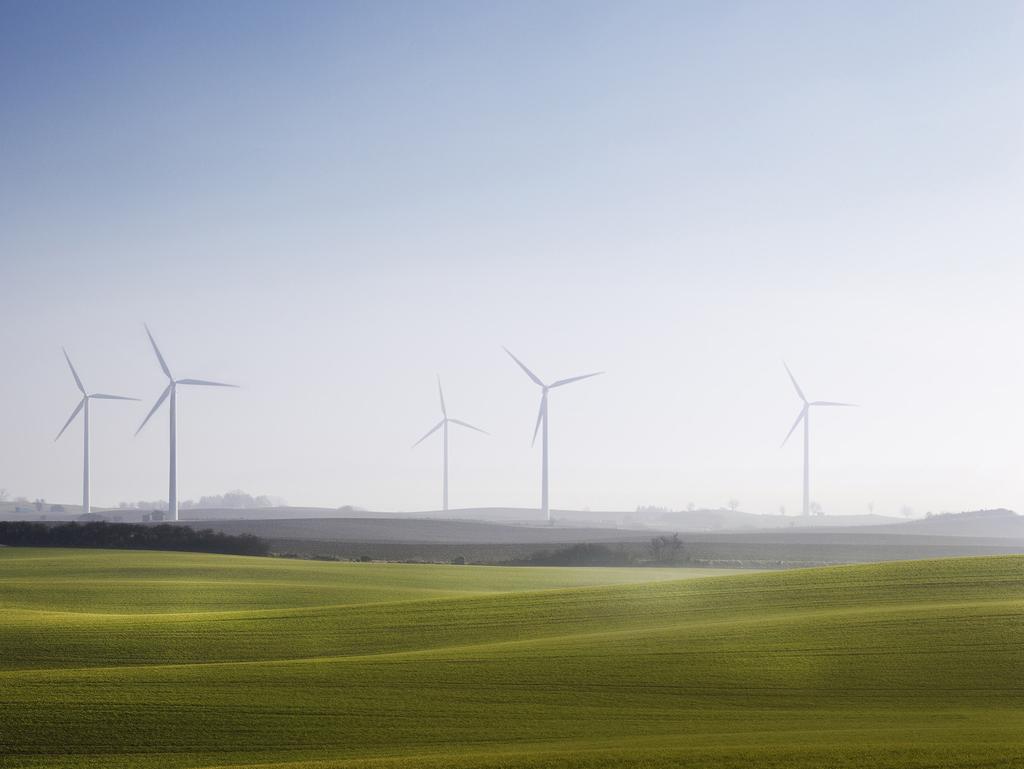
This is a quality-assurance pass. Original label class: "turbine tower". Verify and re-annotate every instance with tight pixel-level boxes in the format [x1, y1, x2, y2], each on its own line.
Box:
[503, 347, 603, 523]
[412, 376, 487, 512]
[55, 348, 138, 515]
[781, 362, 856, 518]
[136, 325, 237, 522]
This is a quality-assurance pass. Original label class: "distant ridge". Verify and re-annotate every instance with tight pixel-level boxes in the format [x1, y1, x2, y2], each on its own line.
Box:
[652, 508, 901, 531]
[2, 502, 904, 531]
[842, 509, 1024, 539]
[177, 517, 663, 545]
[11, 503, 1009, 538]
[178, 505, 902, 530]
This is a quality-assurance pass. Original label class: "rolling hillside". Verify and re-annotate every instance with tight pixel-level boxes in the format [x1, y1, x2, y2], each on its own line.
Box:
[0, 549, 1022, 768]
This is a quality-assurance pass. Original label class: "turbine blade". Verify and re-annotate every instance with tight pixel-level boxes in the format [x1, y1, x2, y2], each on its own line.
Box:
[89, 394, 141, 401]
[437, 375, 447, 417]
[176, 378, 238, 387]
[449, 418, 488, 435]
[782, 361, 807, 403]
[62, 348, 85, 394]
[412, 419, 445, 448]
[549, 371, 604, 388]
[531, 394, 546, 447]
[503, 347, 544, 387]
[54, 398, 85, 442]
[136, 384, 172, 436]
[145, 324, 173, 380]
[781, 406, 807, 447]
[811, 401, 858, 407]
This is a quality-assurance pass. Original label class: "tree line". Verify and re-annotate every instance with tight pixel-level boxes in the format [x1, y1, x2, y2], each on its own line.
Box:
[506, 534, 687, 567]
[0, 521, 269, 556]
[115, 489, 285, 511]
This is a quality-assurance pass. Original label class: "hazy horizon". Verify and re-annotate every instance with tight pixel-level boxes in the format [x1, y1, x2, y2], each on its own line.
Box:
[3, 1, 1023, 516]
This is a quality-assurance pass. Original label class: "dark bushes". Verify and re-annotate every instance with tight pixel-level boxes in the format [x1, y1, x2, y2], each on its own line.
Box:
[506, 543, 635, 567]
[0, 521, 269, 556]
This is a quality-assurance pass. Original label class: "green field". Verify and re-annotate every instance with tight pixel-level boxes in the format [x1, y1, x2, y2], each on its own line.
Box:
[0, 549, 1022, 768]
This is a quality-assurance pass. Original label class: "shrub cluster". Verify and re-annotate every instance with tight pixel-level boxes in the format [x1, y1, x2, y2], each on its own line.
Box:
[506, 543, 636, 567]
[0, 521, 268, 556]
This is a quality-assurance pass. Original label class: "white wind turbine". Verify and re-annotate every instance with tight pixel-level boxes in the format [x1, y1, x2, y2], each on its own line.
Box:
[781, 362, 857, 518]
[504, 347, 603, 523]
[412, 376, 488, 512]
[136, 325, 237, 521]
[55, 348, 139, 515]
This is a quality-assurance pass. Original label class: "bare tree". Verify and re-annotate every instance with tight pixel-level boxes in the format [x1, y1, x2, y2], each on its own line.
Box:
[728, 499, 740, 512]
[0, 489, 9, 502]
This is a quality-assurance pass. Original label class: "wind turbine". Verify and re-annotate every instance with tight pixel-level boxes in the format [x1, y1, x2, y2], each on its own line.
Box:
[55, 348, 138, 515]
[781, 362, 856, 518]
[412, 376, 487, 512]
[136, 325, 237, 521]
[503, 347, 603, 523]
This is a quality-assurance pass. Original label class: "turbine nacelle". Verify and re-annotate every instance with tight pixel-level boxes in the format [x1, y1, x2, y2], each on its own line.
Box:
[503, 347, 603, 447]
[55, 348, 138, 441]
[411, 376, 488, 448]
[136, 325, 238, 436]
[780, 361, 857, 446]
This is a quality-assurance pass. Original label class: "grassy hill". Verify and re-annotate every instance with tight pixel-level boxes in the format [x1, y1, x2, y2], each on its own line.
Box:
[0, 549, 1022, 768]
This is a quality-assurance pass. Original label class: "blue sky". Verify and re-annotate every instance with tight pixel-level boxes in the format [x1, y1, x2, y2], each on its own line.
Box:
[2, 1, 1022, 514]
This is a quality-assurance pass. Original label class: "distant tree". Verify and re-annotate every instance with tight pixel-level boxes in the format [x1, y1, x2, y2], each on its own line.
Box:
[867, 502, 875, 514]
[649, 533, 684, 563]
[119, 492, 282, 511]
[636, 505, 670, 515]
[810, 501, 823, 516]
[779, 505, 786, 517]
[0, 489, 9, 502]
[901, 505, 914, 518]
[123, 499, 168, 511]
[686, 502, 695, 512]
[727, 499, 740, 512]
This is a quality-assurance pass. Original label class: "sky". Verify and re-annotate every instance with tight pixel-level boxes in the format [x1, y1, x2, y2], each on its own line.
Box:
[1, 0, 1022, 516]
